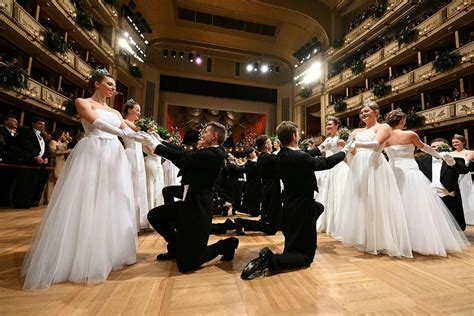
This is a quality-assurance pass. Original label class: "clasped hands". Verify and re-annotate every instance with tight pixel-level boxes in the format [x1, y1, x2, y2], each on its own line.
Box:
[129, 131, 163, 149]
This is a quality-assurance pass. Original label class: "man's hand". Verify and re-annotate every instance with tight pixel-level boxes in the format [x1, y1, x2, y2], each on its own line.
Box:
[133, 132, 160, 150]
[43, 158, 48, 165]
[336, 139, 345, 147]
[35, 156, 44, 164]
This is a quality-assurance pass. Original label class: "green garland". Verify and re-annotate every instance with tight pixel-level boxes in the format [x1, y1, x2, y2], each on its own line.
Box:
[299, 138, 311, 150]
[436, 143, 452, 152]
[129, 65, 143, 78]
[0, 63, 29, 89]
[299, 86, 312, 98]
[371, 0, 387, 18]
[406, 113, 425, 129]
[338, 127, 351, 141]
[333, 37, 345, 49]
[397, 27, 417, 47]
[334, 100, 347, 112]
[63, 98, 78, 115]
[432, 51, 461, 73]
[372, 82, 391, 98]
[350, 59, 365, 76]
[45, 30, 70, 55]
[77, 11, 95, 31]
[157, 125, 171, 138]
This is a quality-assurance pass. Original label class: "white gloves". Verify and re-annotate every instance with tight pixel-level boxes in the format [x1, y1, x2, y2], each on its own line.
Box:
[93, 119, 135, 138]
[341, 139, 355, 154]
[440, 152, 456, 166]
[420, 144, 443, 159]
[133, 131, 161, 150]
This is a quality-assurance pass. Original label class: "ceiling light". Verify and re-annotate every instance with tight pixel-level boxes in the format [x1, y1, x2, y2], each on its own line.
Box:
[261, 64, 269, 73]
[195, 54, 202, 64]
[246, 64, 253, 72]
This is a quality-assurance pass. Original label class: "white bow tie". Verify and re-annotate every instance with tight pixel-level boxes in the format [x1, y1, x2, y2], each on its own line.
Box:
[433, 158, 442, 163]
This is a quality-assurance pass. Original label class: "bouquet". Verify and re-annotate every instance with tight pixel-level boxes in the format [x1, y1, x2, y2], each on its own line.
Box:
[338, 127, 351, 141]
[436, 143, 452, 152]
[135, 116, 156, 132]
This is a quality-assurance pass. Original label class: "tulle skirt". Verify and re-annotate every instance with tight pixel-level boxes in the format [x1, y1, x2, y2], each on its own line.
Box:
[125, 146, 149, 230]
[316, 161, 349, 235]
[335, 149, 413, 258]
[22, 136, 137, 290]
[392, 163, 469, 256]
[459, 173, 474, 225]
[145, 155, 164, 209]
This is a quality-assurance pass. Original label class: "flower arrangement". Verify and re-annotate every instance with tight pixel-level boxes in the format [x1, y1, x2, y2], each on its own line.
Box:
[77, 11, 95, 31]
[432, 51, 461, 73]
[45, 30, 70, 55]
[372, 82, 391, 98]
[405, 113, 425, 129]
[298, 138, 311, 150]
[0, 63, 28, 89]
[397, 27, 417, 47]
[299, 86, 312, 98]
[334, 100, 347, 113]
[135, 116, 156, 132]
[129, 65, 143, 78]
[333, 36, 345, 49]
[156, 126, 171, 139]
[338, 127, 351, 141]
[170, 126, 183, 146]
[350, 59, 365, 76]
[436, 143, 452, 152]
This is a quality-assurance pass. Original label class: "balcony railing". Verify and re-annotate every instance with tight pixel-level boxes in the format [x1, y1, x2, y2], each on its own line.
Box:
[417, 96, 473, 126]
[0, 0, 13, 16]
[323, 0, 472, 92]
[15, 78, 69, 112]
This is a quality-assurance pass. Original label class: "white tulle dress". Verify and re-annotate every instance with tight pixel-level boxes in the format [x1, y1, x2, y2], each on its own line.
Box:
[123, 136, 149, 230]
[163, 159, 181, 187]
[457, 154, 474, 225]
[315, 135, 349, 235]
[335, 129, 413, 258]
[145, 154, 164, 209]
[22, 109, 137, 290]
[385, 144, 469, 256]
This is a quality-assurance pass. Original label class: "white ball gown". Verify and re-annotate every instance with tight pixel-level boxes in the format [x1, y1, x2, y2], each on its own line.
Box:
[123, 136, 149, 230]
[315, 135, 349, 235]
[144, 154, 164, 209]
[335, 129, 412, 258]
[385, 144, 469, 256]
[163, 159, 181, 186]
[458, 157, 474, 225]
[22, 109, 137, 290]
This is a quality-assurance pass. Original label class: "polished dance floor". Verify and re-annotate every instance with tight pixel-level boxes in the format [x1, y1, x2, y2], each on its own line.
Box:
[0, 206, 473, 315]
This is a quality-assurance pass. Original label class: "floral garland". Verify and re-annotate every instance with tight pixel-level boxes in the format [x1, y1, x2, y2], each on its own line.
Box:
[135, 116, 155, 132]
[397, 27, 417, 47]
[405, 113, 425, 129]
[129, 65, 143, 78]
[0, 63, 28, 90]
[432, 51, 461, 73]
[372, 82, 391, 98]
[299, 86, 312, 98]
[338, 127, 351, 141]
[350, 59, 365, 76]
[436, 143, 452, 152]
[45, 29, 70, 55]
[77, 11, 95, 31]
[156, 126, 171, 138]
[334, 100, 348, 113]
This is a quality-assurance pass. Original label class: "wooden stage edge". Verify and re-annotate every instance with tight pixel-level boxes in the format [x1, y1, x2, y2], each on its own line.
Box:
[0, 206, 473, 315]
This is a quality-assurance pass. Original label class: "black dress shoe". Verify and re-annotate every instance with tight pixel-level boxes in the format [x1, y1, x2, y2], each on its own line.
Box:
[219, 237, 239, 261]
[241, 247, 273, 280]
[234, 218, 245, 235]
[156, 252, 176, 261]
[224, 218, 236, 231]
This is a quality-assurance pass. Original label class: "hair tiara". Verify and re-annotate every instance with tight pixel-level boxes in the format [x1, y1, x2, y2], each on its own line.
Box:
[125, 98, 137, 107]
[94, 68, 109, 76]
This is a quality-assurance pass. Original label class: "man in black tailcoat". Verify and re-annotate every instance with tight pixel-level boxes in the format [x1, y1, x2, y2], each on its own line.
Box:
[12, 117, 50, 208]
[241, 121, 351, 279]
[137, 122, 239, 273]
[416, 138, 469, 230]
[0, 117, 18, 206]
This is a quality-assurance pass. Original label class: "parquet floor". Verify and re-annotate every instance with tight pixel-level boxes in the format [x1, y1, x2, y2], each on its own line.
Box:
[0, 206, 473, 315]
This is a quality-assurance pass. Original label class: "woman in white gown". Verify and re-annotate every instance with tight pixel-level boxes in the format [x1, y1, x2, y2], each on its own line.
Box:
[451, 135, 474, 225]
[22, 70, 139, 290]
[316, 116, 349, 235]
[145, 151, 165, 209]
[335, 101, 412, 258]
[384, 110, 468, 256]
[123, 99, 149, 231]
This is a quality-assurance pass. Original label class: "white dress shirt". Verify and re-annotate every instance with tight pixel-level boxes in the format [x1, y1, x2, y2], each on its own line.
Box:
[34, 128, 45, 157]
[431, 157, 454, 197]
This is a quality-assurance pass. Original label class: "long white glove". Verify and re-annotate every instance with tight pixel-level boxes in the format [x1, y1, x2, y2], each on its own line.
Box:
[354, 140, 379, 149]
[133, 131, 161, 150]
[92, 119, 135, 137]
[420, 144, 443, 159]
[341, 139, 355, 154]
[440, 152, 456, 167]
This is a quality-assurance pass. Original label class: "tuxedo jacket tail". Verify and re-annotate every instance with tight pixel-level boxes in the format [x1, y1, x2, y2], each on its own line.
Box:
[416, 155, 469, 230]
[257, 152, 281, 231]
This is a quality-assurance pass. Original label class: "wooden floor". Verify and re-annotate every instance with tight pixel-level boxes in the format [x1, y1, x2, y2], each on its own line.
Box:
[0, 207, 473, 315]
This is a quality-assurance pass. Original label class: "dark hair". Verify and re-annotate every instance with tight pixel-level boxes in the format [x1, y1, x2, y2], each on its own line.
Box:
[52, 129, 64, 141]
[206, 121, 226, 144]
[122, 99, 138, 118]
[88, 69, 113, 92]
[327, 116, 341, 127]
[276, 121, 298, 146]
[31, 117, 46, 124]
[431, 138, 448, 145]
[452, 134, 466, 145]
[243, 147, 256, 158]
[385, 109, 406, 127]
[255, 135, 269, 151]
